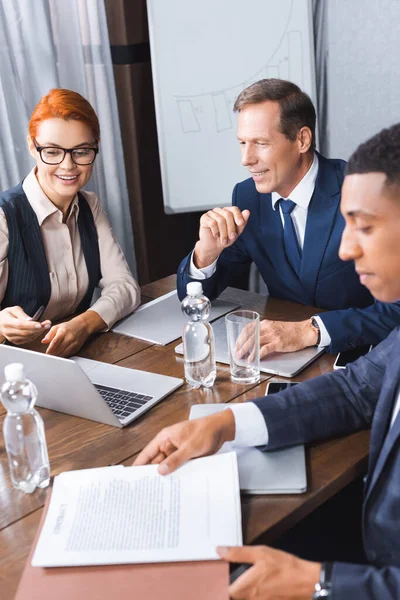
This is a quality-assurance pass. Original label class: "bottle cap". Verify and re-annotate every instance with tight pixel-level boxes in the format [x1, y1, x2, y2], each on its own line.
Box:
[186, 282, 203, 297]
[4, 363, 25, 382]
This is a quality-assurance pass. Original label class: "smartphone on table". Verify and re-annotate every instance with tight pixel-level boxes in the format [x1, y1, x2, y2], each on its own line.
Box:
[333, 345, 373, 370]
[266, 382, 299, 394]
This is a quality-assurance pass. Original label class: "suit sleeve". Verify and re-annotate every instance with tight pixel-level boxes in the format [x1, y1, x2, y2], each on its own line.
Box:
[251, 328, 395, 450]
[176, 183, 252, 301]
[331, 562, 400, 599]
[315, 300, 400, 354]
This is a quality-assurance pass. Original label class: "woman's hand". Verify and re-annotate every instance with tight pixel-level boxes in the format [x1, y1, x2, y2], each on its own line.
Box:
[0, 306, 51, 345]
[41, 310, 106, 357]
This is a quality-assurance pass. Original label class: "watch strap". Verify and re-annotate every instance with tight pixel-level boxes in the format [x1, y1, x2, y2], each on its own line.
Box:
[312, 562, 333, 599]
[311, 317, 321, 346]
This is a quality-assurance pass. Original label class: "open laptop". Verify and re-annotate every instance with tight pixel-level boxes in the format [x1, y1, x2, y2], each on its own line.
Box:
[176, 314, 325, 378]
[190, 404, 306, 494]
[0, 345, 183, 428]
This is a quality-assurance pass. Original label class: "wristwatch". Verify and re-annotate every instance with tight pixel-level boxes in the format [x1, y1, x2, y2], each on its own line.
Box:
[312, 563, 333, 599]
[311, 317, 321, 346]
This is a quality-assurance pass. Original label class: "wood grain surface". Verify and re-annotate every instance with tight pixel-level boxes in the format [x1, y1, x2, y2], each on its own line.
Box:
[0, 278, 370, 599]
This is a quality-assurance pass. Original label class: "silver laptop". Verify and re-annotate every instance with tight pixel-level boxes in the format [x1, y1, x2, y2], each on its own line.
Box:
[112, 290, 240, 345]
[190, 404, 307, 494]
[0, 346, 183, 428]
[176, 315, 325, 378]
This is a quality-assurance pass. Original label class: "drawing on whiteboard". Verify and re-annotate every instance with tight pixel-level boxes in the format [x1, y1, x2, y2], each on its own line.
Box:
[177, 100, 201, 133]
[175, 26, 304, 135]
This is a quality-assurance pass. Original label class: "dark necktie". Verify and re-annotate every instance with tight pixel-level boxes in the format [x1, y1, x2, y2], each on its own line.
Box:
[278, 199, 302, 275]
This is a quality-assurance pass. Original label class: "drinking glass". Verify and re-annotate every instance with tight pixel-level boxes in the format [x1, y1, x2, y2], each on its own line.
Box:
[225, 310, 260, 384]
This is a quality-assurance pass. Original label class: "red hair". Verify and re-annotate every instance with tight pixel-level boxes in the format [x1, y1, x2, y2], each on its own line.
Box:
[28, 88, 100, 142]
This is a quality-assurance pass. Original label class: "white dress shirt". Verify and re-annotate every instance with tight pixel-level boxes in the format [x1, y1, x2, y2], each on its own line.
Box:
[0, 168, 140, 328]
[230, 386, 400, 449]
[189, 153, 330, 347]
[390, 390, 400, 428]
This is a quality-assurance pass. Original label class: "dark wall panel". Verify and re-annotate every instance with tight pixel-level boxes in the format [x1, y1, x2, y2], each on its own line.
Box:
[105, 0, 201, 284]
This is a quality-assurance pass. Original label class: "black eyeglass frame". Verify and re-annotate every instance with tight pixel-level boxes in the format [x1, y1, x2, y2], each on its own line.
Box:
[32, 138, 99, 165]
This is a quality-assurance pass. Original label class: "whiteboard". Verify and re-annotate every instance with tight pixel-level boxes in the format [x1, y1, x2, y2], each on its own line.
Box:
[147, 0, 316, 214]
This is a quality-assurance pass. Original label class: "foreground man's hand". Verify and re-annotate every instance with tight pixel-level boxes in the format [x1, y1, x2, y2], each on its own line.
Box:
[133, 410, 236, 473]
[217, 545, 321, 600]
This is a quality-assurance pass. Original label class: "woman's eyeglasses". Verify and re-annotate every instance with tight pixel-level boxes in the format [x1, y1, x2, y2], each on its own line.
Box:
[33, 139, 99, 165]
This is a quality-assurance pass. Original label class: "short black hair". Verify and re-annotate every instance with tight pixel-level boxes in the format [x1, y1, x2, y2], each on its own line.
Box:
[233, 78, 316, 151]
[346, 123, 400, 187]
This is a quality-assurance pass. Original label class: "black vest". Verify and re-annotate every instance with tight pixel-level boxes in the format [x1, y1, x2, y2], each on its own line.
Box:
[0, 183, 101, 317]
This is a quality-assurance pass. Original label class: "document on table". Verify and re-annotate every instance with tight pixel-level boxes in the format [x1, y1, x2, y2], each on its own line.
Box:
[32, 453, 242, 567]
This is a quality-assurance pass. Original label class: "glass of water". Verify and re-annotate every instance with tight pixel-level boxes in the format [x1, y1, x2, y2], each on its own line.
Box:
[225, 310, 260, 384]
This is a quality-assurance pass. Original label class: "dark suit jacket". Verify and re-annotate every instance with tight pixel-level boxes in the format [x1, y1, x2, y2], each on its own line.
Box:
[177, 153, 400, 352]
[253, 327, 400, 598]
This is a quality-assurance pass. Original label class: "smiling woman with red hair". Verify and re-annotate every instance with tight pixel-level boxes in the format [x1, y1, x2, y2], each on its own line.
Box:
[0, 88, 140, 357]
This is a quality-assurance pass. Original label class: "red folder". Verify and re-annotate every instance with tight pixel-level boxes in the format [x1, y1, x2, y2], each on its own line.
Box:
[15, 493, 228, 600]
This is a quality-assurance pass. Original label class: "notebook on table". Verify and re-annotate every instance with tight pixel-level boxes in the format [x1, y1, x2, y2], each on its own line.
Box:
[176, 314, 324, 378]
[112, 289, 240, 345]
[189, 404, 307, 494]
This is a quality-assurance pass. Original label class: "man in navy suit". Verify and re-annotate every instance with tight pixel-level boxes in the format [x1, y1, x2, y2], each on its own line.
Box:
[138, 123, 400, 598]
[177, 79, 400, 355]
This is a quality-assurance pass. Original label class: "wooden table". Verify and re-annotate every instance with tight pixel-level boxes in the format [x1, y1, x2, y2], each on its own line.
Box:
[0, 276, 370, 598]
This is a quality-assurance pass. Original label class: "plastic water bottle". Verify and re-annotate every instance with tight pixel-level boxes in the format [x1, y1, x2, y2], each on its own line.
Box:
[182, 282, 216, 388]
[1, 363, 50, 493]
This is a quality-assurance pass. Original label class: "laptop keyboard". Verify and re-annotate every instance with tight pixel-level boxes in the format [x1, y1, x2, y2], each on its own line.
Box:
[94, 384, 154, 421]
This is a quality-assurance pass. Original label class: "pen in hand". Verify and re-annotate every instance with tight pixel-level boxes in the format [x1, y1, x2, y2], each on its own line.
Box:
[24, 305, 51, 331]
[29, 305, 45, 322]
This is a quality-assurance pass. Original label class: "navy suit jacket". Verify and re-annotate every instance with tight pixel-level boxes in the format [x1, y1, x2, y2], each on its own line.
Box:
[252, 327, 400, 598]
[177, 153, 400, 352]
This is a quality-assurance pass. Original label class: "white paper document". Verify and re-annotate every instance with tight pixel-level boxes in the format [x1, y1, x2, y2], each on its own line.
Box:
[32, 453, 242, 567]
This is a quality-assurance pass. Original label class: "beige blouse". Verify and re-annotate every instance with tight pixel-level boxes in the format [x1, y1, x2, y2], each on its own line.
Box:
[0, 168, 140, 328]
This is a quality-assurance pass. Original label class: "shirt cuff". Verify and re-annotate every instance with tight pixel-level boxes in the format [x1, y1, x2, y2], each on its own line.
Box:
[228, 402, 269, 447]
[189, 251, 218, 279]
[89, 287, 140, 332]
[313, 315, 331, 347]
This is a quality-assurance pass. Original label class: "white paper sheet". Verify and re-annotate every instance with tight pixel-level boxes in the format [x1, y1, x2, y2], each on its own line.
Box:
[32, 453, 242, 567]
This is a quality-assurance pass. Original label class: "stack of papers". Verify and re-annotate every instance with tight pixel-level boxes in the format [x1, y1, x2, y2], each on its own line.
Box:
[32, 453, 242, 567]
